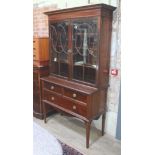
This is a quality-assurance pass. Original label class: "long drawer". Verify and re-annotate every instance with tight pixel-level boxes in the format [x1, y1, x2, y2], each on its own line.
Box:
[43, 90, 87, 117]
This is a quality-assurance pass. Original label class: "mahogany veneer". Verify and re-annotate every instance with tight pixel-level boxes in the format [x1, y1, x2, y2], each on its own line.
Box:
[41, 4, 116, 148]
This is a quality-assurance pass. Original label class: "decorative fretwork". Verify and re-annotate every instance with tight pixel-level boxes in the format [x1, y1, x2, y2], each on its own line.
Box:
[72, 18, 98, 84]
[73, 19, 98, 58]
[49, 21, 69, 77]
[50, 22, 68, 54]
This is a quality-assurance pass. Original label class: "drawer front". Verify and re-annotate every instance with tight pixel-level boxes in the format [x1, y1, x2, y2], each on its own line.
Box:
[57, 98, 87, 117]
[44, 82, 62, 94]
[43, 90, 61, 104]
[63, 88, 87, 103]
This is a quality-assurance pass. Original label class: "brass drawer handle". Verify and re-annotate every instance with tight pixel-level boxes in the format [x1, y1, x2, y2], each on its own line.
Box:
[51, 86, 54, 90]
[51, 97, 55, 101]
[68, 49, 72, 53]
[73, 105, 76, 110]
[73, 93, 77, 98]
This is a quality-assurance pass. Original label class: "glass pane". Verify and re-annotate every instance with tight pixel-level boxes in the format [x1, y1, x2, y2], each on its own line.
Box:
[49, 21, 69, 77]
[84, 67, 96, 83]
[73, 65, 83, 81]
[72, 18, 98, 84]
[60, 62, 68, 77]
[49, 62, 59, 75]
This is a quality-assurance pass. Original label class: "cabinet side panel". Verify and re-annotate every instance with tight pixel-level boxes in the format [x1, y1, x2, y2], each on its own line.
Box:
[99, 15, 112, 88]
[98, 13, 113, 114]
[90, 90, 108, 119]
[39, 38, 49, 61]
[88, 91, 100, 119]
[33, 70, 40, 112]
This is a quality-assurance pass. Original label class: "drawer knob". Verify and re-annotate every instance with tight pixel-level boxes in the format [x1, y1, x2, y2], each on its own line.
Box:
[68, 49, 72, 53]
[73, 105, 76, 110]
[51, 86, 54, 90]
[73, 93, 77, 98]
[51, 97, 55, 101]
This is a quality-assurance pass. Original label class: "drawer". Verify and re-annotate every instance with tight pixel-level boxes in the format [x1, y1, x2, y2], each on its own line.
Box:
[63, 88, 87, 103]
[43, 90, 61, 104]
[44, 82, 62, 94]
[58, 98, 87, 117]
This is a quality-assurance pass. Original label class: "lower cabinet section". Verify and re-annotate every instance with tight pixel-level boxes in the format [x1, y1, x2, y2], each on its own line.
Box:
[41, 76, 106, 148]
[33, 66, 55, 119]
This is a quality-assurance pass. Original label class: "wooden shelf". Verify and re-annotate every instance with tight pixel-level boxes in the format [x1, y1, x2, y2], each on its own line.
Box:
[74, 61, 97, 69]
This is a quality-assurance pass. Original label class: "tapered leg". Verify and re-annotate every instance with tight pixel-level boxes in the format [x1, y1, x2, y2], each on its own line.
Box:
[102, 113, 106, 136]
[43, 102, 47, 123]
[85, 121, 91, 148]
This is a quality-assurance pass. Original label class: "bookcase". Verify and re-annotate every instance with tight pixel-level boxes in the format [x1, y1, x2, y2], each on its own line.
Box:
[41, 4, 116, 148]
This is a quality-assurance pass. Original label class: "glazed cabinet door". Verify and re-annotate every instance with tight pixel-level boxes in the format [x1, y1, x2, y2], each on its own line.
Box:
[49, 18, 99, 85]
[71, 18, 99, 84]
[49, 21, 69, 77]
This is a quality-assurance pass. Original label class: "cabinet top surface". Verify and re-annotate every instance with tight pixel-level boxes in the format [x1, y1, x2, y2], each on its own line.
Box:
[44, 3, 116, 16]
[41, 76, 98, 95]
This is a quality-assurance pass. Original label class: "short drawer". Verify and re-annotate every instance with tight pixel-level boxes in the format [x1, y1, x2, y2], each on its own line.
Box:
[44, 82, 62, 94]
[57, 98, 87, 117]
[43, 90, 61, 105]
[63, 88, 87, 103]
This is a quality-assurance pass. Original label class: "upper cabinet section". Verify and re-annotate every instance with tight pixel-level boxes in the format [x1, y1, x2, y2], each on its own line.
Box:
[46, 4, 116, 86]
[49, 17, 98, 85]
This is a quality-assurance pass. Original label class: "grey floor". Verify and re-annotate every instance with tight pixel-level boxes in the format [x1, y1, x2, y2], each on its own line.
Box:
[34, 113, 121, 155]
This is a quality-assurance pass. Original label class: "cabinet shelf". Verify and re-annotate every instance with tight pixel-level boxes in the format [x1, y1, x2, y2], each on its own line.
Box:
[52, 59, 69, 64]
[74, 61, 96, 69]
[74, 33, 98, 36]
[73, 46, 97, 49]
